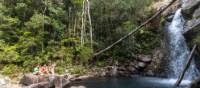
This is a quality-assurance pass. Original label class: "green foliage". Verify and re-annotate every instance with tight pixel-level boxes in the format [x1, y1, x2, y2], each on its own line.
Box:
[92, 0, 158, 59]
[1, 64, 21, 76]
[69, 65, 87, 75]
[0, 0, 160, 76]
[76, 45, 92, 64]
[0, 40, 20, 62]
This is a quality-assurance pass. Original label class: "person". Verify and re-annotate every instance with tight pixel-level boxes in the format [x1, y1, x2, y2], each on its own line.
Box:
[48, 63, 56, 82]
[40, 64, 49, 75]
[51, 63, 56, 75]
[33, 64, 40, 75]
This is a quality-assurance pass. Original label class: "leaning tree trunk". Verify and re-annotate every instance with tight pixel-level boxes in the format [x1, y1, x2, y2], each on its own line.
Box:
[93, 0, 177, 56]
[174, 44, 197, 87]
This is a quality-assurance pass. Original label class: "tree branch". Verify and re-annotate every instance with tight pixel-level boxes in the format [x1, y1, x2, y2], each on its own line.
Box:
[93, 0, 177, 56]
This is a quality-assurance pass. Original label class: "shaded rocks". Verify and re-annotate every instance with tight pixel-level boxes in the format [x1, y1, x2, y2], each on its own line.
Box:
[137, 54, 152, 63]
[184, 17, 200, 34]
[135, 54, 152, 70]
[104, 55, 153, 77]
[104, 65, 140, 77]
[127, 66, 137, 73]
[137, 62, 147, 68]
[181, 0, 200, 40]
[188, 76, 200, 88]
[143, 48, 167, 76]
[182, 0, 200, 19]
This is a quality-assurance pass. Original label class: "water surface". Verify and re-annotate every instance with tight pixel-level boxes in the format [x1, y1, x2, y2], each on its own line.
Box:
[70, 76, 191, 88]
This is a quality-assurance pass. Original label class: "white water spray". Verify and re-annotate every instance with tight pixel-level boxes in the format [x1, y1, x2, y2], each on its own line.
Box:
[166, 9, 198, 80]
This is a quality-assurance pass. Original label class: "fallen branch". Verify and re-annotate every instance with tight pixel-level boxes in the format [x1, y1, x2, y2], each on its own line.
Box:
[184, 18, 200, 34]
[93, 0, 177, 56]
[174, 44, 197, 87]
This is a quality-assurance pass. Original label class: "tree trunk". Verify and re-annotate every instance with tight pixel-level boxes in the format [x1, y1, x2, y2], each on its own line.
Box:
[86, 0, 93, 53]
[174, 44, 197, 87]
[81, 0, 86, 46]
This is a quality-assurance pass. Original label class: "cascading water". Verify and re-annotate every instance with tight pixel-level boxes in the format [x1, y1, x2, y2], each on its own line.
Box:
[166, 9, 198, 80]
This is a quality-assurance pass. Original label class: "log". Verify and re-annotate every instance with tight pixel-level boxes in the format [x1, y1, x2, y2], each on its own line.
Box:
[174, 44, 197, 87]
[93, 0, 177, 56]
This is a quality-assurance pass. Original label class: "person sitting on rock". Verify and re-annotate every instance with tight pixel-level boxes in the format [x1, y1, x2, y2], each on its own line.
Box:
[33, 64, 40, 75]
[49, 63, 56, 75]
[40, 64, 49, 75]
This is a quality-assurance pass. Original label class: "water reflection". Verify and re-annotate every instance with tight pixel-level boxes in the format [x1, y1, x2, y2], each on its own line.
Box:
[69, 76, 191, 88]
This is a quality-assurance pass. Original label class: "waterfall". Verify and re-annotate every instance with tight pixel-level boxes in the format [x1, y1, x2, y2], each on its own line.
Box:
[166, 9, 198, 80]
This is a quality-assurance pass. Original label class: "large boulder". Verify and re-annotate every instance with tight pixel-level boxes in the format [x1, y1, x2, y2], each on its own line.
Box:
[143, 48, 167, 76]
[182, 0, 200, 19]
[20, 74, 70, 88]
[137, 54, 152, 63]
[181, 0, 200, 36]
[184, 17, 200, 33]
[20, 74, 49, 86]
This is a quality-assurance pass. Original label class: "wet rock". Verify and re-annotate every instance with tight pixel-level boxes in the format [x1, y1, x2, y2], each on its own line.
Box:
[193, 7, 200, 18]
[127, 66, 137, 73]
[137, 62, 147, 68]
[117, 66, 126, 71]
[129, 62, 135, 66]
[143, 48, 167, 76]
[105, 66, 114, 71]
[117, 71, 130, 77]
[104, 66, 118, 77]
[137, 54, 152, 63]
[135, 64, 140, 69]
[145, 70, 154, 76]
[165, 14, 175, 22]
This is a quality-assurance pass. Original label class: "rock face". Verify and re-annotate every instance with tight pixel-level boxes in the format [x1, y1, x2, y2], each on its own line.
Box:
[143, 48, 167, 76]
[184, 18, 200, 33]
[20, 74, 70, 88]
[182, 0, 200, 19]
[182, 0, 200, 34]
[104, 54, 155, 77]
[137, 54, 152, 63]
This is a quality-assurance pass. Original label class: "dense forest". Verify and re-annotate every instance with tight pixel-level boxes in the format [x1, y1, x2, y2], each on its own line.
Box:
[0, 0, 162, 76]
[1, 0, 200, 78]
[2, 0, 200, 88]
